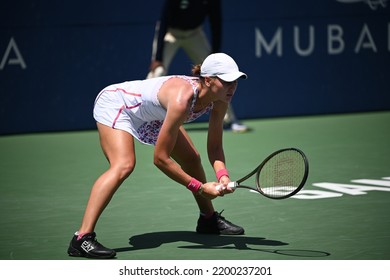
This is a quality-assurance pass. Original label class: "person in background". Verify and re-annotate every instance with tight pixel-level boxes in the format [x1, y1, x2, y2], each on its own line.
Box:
[147, 0, 249, 133]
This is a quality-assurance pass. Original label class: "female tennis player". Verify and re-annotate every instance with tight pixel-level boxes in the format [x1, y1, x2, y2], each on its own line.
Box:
[68, 53, 247, 259]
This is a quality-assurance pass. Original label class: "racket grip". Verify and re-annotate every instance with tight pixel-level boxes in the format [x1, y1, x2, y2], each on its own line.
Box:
[216, 182, 237, 191]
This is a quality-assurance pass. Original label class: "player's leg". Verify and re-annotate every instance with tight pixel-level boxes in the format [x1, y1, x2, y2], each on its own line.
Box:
[170, 127, 213, 213]
[79, 123, 136, 233]
[68, 123, 136, 258]
[171, 126, 244, 235]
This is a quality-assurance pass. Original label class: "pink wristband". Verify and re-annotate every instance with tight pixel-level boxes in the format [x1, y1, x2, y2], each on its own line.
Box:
[187, 178, 202, 192]
[216, 168, 229, 181]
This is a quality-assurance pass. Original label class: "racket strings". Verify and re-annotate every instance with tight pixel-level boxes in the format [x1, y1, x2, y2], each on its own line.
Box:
[258, 150, 306, 198]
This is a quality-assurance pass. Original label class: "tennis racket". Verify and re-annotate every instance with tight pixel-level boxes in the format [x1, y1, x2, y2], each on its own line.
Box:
[218, 148, 309, 199]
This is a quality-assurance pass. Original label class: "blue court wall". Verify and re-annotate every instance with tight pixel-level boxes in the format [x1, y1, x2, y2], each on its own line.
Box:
[1, 0, 389, 134]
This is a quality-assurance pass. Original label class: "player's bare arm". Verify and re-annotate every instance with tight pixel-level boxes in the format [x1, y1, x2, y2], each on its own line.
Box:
[207, 100, 227, 168]
[154, 79, 193, 186]
[207, 101, 233, 192]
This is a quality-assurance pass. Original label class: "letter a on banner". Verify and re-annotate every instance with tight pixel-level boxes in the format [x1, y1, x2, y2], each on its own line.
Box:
[354, 24, 377, 53]
[0, 37, 27, 70]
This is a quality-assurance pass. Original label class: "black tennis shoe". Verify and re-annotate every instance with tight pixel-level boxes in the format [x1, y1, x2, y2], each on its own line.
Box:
[196, 210, 245, 235]
[67, 232, 116, 259]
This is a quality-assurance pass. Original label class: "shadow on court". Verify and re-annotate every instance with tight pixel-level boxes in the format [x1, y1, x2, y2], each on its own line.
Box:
[114, 231, 330, 258]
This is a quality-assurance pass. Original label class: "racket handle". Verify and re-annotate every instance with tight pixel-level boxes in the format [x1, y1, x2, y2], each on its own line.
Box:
[216, 182, 237, 191]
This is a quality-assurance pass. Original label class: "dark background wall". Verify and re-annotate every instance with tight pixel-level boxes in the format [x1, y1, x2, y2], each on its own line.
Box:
[1, 0, 389, 134]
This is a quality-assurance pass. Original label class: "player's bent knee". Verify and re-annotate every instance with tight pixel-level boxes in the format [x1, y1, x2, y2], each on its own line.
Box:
[112, 162, 136, 181]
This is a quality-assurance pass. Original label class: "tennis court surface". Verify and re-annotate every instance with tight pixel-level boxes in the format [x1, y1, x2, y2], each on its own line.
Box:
[0, 111, 389, 260]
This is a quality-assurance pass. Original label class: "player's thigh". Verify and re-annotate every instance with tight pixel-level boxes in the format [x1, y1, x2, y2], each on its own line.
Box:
[97, 122, 136, 169]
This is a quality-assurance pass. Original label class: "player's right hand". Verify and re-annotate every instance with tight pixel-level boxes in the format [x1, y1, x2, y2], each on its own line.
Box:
[201, 182, 232, 199]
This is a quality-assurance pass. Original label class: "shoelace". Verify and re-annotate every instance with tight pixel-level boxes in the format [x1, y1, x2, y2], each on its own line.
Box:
[216, 210, 237, 226]
[216, 209, 226, 220]
[85, 235, 101, 247]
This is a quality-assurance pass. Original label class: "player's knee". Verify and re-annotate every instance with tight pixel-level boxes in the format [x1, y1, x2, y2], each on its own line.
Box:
[114, 161, 136, 181]
[123, 162, 136, 179]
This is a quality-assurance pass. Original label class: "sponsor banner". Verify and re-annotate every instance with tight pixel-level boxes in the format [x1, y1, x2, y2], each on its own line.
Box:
[1, 1, 389, 134]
